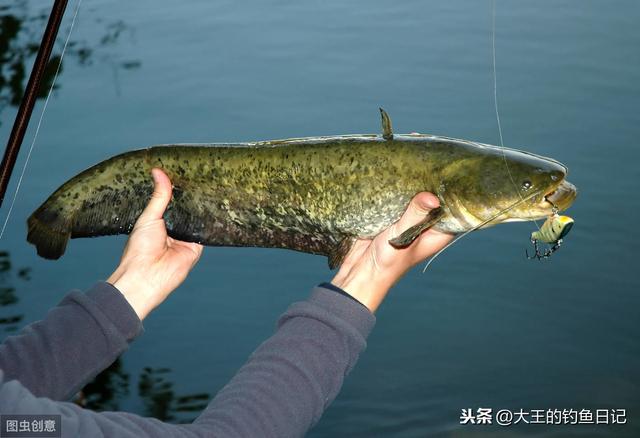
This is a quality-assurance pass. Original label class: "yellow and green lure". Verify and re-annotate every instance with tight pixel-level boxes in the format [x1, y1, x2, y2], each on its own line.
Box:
[527, 214, 574, 260]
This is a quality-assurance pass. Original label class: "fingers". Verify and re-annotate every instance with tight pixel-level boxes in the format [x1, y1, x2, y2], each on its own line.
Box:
[391, 192, 440, 239]
[181, 241, 204, 261]
[138, 168, 172, 222]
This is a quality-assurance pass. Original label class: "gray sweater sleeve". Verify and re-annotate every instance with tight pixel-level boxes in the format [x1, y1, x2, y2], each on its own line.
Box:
[0, 282, 142, 401]
[0, 284, 375, 437]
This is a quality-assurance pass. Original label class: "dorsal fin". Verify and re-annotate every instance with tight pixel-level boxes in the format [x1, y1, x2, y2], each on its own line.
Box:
[379, 108, 393, 140]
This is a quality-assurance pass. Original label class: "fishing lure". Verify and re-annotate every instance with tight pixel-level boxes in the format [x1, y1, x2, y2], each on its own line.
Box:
[527, 214, 574, 260]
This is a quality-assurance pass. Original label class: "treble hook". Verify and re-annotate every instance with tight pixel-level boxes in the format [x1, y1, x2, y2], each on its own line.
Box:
[526, 238, 563, 260]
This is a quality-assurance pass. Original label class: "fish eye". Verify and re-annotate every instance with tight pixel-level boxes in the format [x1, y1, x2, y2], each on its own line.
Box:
[521, 180, 532, 190]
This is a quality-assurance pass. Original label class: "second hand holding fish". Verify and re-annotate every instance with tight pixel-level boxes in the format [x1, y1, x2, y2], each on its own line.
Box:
[332, 193, 453, 312]
[107, 169, 203, 320]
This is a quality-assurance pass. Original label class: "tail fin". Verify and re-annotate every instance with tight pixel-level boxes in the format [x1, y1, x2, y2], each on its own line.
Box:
[26, 212, 70, 260]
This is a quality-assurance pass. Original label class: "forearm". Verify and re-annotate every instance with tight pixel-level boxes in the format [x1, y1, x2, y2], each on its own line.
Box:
[0, 282, 142, 401]
[193, 284, 375, 437]
[0, 284, 374, 438]
[0, 372, 201, 438]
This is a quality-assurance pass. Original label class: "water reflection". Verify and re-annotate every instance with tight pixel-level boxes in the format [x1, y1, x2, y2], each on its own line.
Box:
[77, 358, 129, 411]
[0, 1, 140, 124]
[138, 367, 210, 423]
[0, 251, 27, 333]
[78, 363, 210, 423]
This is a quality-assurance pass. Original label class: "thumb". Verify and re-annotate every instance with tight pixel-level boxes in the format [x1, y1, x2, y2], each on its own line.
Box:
[138, 168, 172, 222]
[393, 192, 440, 236]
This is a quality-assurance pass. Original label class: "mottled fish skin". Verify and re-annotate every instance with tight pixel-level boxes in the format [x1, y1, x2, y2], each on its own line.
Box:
[26, 134, 576, 263]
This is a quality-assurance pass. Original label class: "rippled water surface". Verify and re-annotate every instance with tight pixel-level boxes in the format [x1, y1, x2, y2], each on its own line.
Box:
[0, 0, 638, 436]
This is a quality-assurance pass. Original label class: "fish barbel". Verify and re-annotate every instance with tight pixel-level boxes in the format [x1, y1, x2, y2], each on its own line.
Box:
[26, 110, 577, 268]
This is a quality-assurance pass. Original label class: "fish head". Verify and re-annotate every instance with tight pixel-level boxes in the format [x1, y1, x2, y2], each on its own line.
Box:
[443, 144, 577, 228]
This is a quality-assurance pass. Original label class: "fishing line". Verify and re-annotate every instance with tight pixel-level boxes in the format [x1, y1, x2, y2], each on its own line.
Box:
[421, 1, 543, 271]
[0, 0, 83, 241]
[492, 0, 542, 234]
[491, 0, 505, 149]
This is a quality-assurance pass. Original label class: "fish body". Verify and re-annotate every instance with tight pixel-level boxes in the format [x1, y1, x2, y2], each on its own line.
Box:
[27, 129, 577, 267]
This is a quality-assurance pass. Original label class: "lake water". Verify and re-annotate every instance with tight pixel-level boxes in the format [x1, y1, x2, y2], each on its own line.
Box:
[0, 0, 638, 436]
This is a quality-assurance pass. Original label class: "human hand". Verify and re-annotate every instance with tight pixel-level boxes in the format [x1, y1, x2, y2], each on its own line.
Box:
[331, 193, 453, 312]
[107, 168, 203, 320]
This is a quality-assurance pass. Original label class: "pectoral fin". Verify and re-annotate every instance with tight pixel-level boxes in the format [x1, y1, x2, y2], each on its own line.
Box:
[388, 207, 443, 248]
[328, 236, 355, 269]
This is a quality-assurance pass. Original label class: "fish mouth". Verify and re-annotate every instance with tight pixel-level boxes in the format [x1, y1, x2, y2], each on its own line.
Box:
[542, 180, 577, 212]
